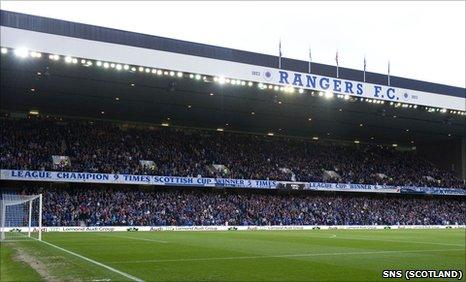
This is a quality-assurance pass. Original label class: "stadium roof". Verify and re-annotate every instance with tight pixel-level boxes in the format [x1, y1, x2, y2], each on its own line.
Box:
[1, 10, 465, 145]
[1, 10, 464, 98]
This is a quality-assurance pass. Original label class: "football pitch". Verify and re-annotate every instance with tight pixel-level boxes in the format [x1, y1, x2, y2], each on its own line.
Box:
[1, 229, 465, 281]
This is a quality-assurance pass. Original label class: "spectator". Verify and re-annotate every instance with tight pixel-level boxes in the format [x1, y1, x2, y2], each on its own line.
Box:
[1, 116, 464, 189]
[29, 186, 465, 227]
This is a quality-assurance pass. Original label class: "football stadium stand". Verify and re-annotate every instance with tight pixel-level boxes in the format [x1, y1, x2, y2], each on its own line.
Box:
[33, 186, 466, 226]
[1, 117, 464, 189]
[1, 10, 465, 230]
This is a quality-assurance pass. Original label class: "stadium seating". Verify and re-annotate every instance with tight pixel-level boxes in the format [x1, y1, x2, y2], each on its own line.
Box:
[28, 186, 465, 226]
[1, 116, 464, 189]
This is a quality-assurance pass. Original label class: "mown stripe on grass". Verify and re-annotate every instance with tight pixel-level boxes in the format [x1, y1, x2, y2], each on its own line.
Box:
[107, 248, 465, 264]
[322, 235, 466, 247]
[276, 232, 466, 247]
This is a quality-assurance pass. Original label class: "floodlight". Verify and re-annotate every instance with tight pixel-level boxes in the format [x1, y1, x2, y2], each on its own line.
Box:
[30, 51, 41, 58]
[14, 47, 29, 58]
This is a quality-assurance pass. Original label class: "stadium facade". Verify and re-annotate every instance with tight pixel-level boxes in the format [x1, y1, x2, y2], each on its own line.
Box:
[1, 10, 465, 197]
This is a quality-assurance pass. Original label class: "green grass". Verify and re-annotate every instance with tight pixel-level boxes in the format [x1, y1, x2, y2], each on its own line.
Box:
[1, 229, 465, 281]
[0, 241, 44, 282]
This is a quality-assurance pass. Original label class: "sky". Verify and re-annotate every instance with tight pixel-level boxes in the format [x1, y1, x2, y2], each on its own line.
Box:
[1, 1, 465, 88]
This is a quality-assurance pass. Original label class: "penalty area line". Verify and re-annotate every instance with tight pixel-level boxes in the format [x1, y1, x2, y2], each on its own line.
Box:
[36, 239, 144, 282]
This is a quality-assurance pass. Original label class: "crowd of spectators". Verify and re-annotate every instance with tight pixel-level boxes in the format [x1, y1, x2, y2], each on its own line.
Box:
[34, 186, 465, 226]
[1, 117, 464, 188]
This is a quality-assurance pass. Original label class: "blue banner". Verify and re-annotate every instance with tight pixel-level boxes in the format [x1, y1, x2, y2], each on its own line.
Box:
[1, 170, 464, 196]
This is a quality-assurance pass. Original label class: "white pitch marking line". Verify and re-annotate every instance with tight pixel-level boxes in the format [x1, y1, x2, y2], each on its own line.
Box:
[0, 239, 38, 243]
[107, 248, 465, 264]
[99, 234, 168, 244]
[297, 233, 465, 247]
[37, 239, 144, 282]
[327, 235, 465, 247]
[329, 234, 337, 238]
